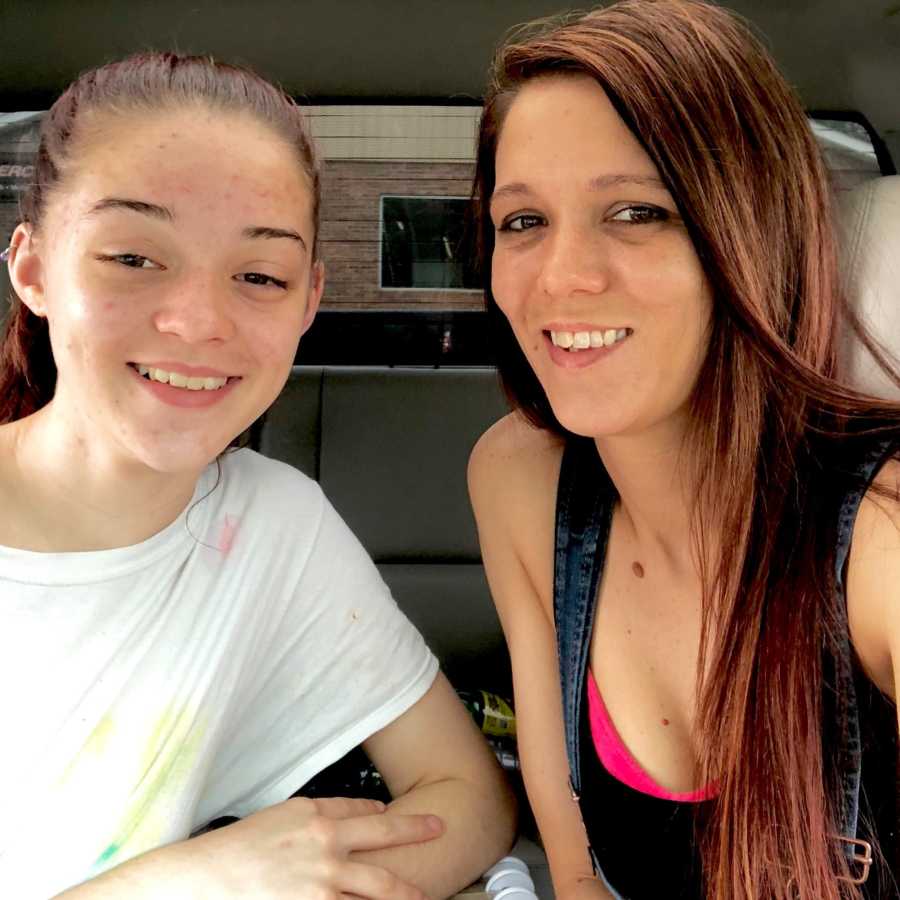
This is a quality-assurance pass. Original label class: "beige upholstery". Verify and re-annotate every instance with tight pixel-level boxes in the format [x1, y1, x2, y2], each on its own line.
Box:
[839, 175, 900, 399]
[259, 366, 512, 693]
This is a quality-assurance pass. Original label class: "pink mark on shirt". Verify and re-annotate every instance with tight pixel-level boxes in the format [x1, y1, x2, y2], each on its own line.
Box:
[217, 515, 239, 556]
[586, 670, 716, 802]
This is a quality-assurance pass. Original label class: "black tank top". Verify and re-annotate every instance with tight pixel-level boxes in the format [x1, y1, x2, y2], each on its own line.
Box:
[554, 437, 899, 899]
[577, 662, 898, 898]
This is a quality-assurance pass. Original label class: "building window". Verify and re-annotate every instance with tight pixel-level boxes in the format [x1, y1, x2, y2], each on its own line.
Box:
[380, 196, 479, 291]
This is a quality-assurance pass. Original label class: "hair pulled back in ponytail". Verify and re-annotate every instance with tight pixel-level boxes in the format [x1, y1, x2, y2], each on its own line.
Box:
[0, 52, 319, 425]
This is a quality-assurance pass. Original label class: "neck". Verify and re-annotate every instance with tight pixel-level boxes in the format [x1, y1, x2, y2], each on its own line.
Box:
[2, 403, 203, 552]
[595, 413, 704, 577]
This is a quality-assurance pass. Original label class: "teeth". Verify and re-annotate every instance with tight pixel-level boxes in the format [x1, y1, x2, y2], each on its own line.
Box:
[135, 364, 228, 391]
[550, 329, 631, 352]
[572, 332, 590, 349]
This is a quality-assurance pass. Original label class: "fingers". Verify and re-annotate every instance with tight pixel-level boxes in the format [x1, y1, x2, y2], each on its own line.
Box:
[337, 861, 426, 900]
[310, 796, 387, 819]
[334, 810, 444, 854]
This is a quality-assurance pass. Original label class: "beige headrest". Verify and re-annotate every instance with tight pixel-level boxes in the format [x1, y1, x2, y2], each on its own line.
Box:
[838, 175, 900, 399]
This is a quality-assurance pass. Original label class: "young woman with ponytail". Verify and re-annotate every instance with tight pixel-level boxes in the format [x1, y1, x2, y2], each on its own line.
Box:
[0, 52, 514, 900]
[467, 1, 900, 897]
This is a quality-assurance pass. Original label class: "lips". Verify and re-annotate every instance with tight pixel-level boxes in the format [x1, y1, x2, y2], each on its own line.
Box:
[132, 364, 229, 392]
[128, 358, 241, 392]
[548, 327, 631, 351]
[542, 326, 633, 369]
[128, 363, 240, 408]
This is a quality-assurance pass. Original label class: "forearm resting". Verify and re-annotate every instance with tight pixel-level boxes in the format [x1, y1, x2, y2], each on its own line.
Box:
[355, 775, 517, 899]
[52, 841, 199, 900]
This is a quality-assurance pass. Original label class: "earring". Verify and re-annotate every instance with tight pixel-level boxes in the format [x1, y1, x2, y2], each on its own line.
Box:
[0, 247, 10, 263]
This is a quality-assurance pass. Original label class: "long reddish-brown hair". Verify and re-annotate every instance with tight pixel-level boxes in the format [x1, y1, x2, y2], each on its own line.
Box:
[0, 52, 319, 427]
[472, 1, 900, 897]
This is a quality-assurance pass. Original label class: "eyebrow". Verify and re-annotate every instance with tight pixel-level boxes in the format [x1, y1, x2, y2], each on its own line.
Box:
[85, 198, 307, 252]
[87, 197, 174, 221]
[491, 173, 666, 204]
[242, 225, 307, 253]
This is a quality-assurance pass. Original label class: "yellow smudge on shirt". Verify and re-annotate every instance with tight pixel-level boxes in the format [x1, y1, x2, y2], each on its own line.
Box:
[91, 703, 207, 872]
[54, 703, 207, 875]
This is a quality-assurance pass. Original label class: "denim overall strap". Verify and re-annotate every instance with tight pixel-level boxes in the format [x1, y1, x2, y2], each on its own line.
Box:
[831, 438, 897, 866]
[553, 438, 616, 799]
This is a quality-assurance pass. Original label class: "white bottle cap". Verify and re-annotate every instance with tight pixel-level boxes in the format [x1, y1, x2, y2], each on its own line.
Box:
[485, 869, 536, 893]
[492, 887, 538, 900]
[485, 855, 529, 878]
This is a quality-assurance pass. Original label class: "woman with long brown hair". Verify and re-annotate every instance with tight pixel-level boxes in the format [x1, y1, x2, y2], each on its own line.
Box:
[467, 1, 900, 897]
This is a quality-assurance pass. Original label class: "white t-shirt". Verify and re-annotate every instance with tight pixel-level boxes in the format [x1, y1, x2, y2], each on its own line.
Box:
[0, 449, 438, 899]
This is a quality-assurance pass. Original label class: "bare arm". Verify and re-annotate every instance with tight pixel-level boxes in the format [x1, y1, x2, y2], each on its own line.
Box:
[53, 796, 441, 900]
[359, 671, 518, 899]
[847, 458, 900, 717]
[468, 417, 613, 900]
[53, 673, 514, 900]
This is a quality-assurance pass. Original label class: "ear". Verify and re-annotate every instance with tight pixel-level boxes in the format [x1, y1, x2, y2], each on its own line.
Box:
[7, 223, 48, 317]
[299, 259, 325, 337]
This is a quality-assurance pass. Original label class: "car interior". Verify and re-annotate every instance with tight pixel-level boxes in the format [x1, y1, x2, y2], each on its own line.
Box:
[2, 2, 899, 897]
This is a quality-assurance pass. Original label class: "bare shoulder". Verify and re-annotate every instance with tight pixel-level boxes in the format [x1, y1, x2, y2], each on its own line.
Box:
[0, 420, 34, 546]
[468, 412, 565, 624]
[468, 411, 563, 504]
[854, 456, 900, 543]
[468, 412, 564, 544]
[847, 455, 900, 698]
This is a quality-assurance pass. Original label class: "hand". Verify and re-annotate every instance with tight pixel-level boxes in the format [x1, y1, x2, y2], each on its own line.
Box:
[185, 796, 444, 899]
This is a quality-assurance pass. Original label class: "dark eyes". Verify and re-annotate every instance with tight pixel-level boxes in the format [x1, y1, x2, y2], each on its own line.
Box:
[497, 204, 670, 233]
[97, 253, 158, 269]
[500, 213, 545, 233]
[609, 205, 670, 225]
[96, 254, 288, 290]
[235, 272, 289, 290]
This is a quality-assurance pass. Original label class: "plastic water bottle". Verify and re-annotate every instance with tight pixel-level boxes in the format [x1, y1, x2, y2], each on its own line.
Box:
[484, 856, 538, 899]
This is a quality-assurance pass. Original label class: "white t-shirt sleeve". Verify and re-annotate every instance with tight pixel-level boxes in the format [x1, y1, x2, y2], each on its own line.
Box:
[194, 468, 438, 826]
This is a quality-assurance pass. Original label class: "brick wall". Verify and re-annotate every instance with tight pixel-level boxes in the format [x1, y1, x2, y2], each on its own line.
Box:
[320, 159, 481, 311]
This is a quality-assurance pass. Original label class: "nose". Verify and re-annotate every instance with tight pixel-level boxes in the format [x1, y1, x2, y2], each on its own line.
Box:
[537, 223, 611, 300]
[152, 272, 236, 344]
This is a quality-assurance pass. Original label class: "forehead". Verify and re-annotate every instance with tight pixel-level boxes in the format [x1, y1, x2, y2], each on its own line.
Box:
[57, 107, 314, 229]
[495, 74, 657, 182]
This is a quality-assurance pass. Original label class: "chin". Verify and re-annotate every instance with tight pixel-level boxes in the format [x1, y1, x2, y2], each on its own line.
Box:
[127, 433, 233, 476]
[547, 394, 637, 440]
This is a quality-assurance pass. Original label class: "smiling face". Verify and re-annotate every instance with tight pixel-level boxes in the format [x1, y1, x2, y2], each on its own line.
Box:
[10, 106, 322, 475]
[489, 74, 712, 440]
